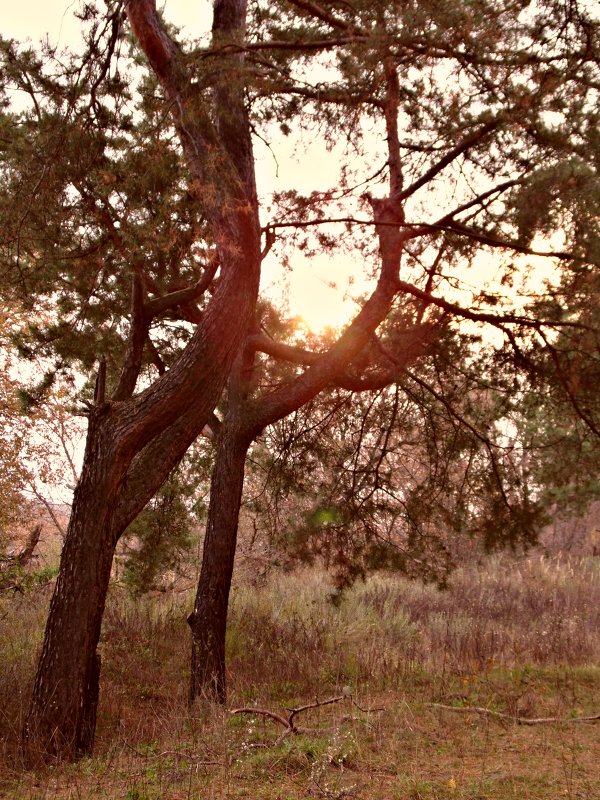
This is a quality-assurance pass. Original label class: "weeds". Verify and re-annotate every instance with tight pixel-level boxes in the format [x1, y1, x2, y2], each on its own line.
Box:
[1, 554, 600, 798]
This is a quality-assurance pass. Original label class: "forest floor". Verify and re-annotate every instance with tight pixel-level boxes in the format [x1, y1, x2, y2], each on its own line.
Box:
[1, 556, 599, 799]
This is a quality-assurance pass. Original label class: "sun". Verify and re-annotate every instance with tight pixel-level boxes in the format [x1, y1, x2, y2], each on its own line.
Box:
[286, 257, 358, 334]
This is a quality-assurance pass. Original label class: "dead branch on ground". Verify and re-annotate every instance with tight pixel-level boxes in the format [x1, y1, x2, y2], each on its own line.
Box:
[430, 703, 600, 725]
[231, 694, 384, 746]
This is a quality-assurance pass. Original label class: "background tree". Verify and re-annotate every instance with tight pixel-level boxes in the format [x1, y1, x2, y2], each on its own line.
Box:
[0, 307, 33, 558]
[120, 450, 211, 596]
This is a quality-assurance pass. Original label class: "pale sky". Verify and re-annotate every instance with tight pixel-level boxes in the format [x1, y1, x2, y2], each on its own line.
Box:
[2, 1, 212, 45]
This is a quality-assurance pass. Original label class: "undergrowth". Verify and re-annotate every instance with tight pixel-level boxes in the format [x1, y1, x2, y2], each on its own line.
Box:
[1, 553, 599, 798]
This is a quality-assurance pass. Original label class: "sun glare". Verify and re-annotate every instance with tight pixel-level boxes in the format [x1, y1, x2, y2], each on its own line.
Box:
[283, 257, 360, 334]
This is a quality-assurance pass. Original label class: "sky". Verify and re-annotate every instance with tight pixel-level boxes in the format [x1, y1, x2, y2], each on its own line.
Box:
[2, 1, 211, 47]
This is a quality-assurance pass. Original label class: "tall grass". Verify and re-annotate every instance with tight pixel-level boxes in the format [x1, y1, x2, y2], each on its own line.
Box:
[1, 553, 599, 774]
[226, 554, 600, 696]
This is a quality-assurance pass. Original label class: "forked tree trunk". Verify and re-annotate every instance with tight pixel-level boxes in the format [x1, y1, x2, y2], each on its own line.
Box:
[22, 0, 260, 764]
[188, 412, 253, 703]
[186, 199, 414, 705]
[23, 271, 259, 764]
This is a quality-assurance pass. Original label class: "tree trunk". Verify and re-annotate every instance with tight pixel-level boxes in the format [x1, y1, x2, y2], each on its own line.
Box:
[188, 411, 252, 704]
[22, 413, 125, 764]
[22, 281, 260, 765]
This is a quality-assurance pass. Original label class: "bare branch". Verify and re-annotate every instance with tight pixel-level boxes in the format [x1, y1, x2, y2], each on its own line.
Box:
[255, 81, 383, 110]
[398, 118, 501, 202]
[27, 489, 67, 540]
[430, 703, 600, 725]
[112, 274, 148, 402]
[436, 178, 522, 223]
[231, 706, 292, 730]
[244, 231, 403, 434]
[231, 693, 382, 746]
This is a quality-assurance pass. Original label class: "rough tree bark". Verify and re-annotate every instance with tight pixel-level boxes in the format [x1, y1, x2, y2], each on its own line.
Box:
[23, 0, 261, 764]
[188, 393, 254, 704]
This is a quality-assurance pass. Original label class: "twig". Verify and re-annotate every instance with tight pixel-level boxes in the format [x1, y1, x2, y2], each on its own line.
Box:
[430, 703, 600, 725]
[287, 695, 349, 729]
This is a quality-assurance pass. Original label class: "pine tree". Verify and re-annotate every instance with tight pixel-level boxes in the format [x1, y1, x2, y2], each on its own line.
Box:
[187, 0, 600, 701]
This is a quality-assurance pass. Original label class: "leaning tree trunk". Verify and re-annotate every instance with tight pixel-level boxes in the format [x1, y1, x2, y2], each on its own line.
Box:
[188, 411, 253, 704]
[22, 217, 260, 763]
[22, 321, 256, 763]
[22, 412, 127, 763]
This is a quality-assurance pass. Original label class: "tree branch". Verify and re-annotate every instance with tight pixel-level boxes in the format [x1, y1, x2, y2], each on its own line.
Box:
[535, 328, 600, 437]
[94, 357, 107, 405]
[285, 0, 361, 34]
[125, 0, 181, 82]
[145, 334, 166, 376]
[112, 274, 148, 402]
[263, 212, 588, 264]
[200, 35, 364, 57]
[110, 0, 261, 458]
[231, 693, 382, 746]
[396, 279, 588, 331]
[244, 226, 403, 435]
[398, 118, 501, 201]
[144, 257, 219, 320]
[430, 703, 600, 725]
[27, 488, 66, 540]
[247, 331, 321, 365]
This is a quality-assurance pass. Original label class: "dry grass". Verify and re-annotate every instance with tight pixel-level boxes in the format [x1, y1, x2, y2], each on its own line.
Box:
[1, 554, 600, 799]
[227, 554, 600, 695]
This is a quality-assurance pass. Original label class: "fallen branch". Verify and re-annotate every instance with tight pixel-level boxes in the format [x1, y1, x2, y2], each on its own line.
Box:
[231, 694, 384, 746]
[430, 703, 600, 725]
